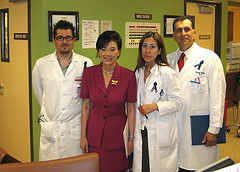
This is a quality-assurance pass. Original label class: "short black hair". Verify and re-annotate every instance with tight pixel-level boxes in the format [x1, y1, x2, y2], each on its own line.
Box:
[53, 20, 75, 38]
[96, 31, 122, 53]
[172, 16, 195, 32]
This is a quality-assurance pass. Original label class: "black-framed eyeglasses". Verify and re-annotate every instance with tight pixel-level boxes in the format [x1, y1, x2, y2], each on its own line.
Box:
[55, 36, 74, 41]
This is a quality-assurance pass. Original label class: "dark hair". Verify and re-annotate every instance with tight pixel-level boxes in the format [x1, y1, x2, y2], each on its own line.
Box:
[135, 31, 169, 71]
[96, 31, 122, 57]
[172, 16, 194, 32]
[53, 20, 75, 38]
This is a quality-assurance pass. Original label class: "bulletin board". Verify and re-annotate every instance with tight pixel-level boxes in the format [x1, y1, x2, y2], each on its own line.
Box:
[125, 22, 160, 48]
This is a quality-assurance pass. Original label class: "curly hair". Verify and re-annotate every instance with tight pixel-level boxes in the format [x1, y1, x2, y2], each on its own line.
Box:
[53, 20, 75, 38]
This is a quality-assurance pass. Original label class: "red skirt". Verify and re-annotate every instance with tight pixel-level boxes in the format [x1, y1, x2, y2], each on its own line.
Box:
[89, 132, 128, 172]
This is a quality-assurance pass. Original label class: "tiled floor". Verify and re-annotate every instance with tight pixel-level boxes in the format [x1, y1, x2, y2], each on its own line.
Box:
[219, 105, 240, 164]
[219, 126, 240, 164]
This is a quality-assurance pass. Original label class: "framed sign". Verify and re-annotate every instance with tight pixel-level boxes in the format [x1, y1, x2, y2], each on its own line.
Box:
[164, 15, 195, 37]
[48, 11, 79, 41]
[164, 15, 180, 37]
[188, 15, 195, 30]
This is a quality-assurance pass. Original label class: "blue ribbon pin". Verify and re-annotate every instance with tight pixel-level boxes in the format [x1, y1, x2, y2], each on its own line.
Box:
[159, 89, 164, 96]
[151, 82, 158, 93]
[194, 60, 204, 70]
[84, 61, 87, 68]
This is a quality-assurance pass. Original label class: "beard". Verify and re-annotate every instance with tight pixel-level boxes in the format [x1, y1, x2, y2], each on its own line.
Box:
[60, 44, 71, 54]
[60, 49, 70, 54]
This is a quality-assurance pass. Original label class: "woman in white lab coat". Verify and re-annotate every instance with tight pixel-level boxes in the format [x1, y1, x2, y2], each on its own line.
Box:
[132, 32, 182, 172]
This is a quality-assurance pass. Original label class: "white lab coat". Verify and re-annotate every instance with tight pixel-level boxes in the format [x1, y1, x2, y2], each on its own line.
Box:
[32, 51, 93, 161]
[167, 43, 226, 170]
[133, 64, 182, 172]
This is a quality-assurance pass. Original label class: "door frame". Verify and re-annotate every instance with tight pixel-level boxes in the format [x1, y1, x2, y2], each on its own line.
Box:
[184, 0, 222, 57]
[27, 0, 33, 162]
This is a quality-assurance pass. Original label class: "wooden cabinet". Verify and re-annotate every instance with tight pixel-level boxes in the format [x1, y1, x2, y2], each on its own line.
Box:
[226, 70, 240, 107]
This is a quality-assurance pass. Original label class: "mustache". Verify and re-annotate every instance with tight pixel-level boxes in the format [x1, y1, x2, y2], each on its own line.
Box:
[61, 43, 69, 46]
[180, 37, 188, 40]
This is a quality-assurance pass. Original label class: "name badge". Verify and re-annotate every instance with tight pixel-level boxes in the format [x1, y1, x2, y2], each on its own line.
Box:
[190, 77, 201, 90]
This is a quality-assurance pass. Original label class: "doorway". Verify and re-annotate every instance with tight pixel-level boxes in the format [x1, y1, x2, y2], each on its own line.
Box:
[0, 0, 31, 162]
[186, 2, 215, 51]
[185, 0, 222, 57]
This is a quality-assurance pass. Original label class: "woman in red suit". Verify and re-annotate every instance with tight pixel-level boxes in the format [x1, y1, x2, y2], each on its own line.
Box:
[80, 31, 137, 172]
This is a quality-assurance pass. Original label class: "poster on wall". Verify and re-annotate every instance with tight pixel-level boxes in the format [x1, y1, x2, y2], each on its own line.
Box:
[82, 20, 99, 49]
[101, 20, 112, 33]
[125, 22, 160, 48]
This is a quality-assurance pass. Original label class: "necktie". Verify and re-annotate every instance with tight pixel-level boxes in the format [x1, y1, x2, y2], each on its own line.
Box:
[178, 53, 185, 72]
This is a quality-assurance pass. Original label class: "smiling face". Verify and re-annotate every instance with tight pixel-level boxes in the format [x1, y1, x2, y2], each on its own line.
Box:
[98, 41, 120, 67]
[173, 19, 196, 51]
[53, 29, 76, 56]
[141, 37, 161, 68]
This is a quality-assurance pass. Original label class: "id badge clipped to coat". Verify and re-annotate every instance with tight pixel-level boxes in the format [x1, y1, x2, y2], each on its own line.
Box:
[189, 76, 201, 90]
[190, 59, 205, 91]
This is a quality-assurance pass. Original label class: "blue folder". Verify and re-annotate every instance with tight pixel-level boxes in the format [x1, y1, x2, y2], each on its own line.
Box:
[190, 115, 226, 145]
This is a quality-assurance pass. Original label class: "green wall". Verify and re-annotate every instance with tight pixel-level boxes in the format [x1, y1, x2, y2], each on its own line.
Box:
[31, 0, 228, 161]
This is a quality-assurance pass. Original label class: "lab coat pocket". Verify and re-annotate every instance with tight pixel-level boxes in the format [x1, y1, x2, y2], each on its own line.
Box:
[41, 122, 55, 143]
[189, 75, 208, 94]
[156, 121, 173, 148]
[70, 119, 81, 141]
[73, 81, 81, 98]
[145, 89, 160, 104]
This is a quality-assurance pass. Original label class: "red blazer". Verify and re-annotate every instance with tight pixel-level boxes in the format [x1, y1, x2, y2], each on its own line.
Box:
[80, 62, 137, 150]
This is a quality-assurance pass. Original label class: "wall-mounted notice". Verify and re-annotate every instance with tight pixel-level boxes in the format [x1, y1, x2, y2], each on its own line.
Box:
[135, 14, 152, 20]
[199, 35, 210, 39]
[101, 20, 112, 33]
[125, 22, 160, 48]
[82, 20, 99, 48]
[14, 33, 28, 40]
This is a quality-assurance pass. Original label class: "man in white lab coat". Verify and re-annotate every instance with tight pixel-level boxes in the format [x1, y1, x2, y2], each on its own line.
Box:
[32, 20, 93, 161]
[167, 16, 226, 171]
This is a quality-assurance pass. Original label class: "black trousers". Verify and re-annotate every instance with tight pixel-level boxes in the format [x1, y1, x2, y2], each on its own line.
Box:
[141, 127, 150, 172]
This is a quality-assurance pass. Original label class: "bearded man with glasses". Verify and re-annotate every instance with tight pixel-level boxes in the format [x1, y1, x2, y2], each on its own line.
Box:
[32, 20, 93, 161]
